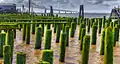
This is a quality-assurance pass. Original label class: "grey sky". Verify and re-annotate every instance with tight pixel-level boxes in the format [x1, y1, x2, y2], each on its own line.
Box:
[0, 0, 119, 13]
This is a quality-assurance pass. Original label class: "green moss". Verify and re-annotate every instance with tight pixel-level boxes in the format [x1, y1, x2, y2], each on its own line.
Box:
[42, 50, 53, 64]
[32, 24, 36, 34]
[110, 22, 113, 28]
[22, 24, 26, 41]
[82, 35, 90, 64]
[54, 24, 56, 33]
[98, 19, 102, 34]
[46, 24, 51, 29]
[5, 30, 14, 61]
[113, 27, 117, 46]
[115, 24, 119, 41]
[103, 16, 106, 28]
[59, 32, 66, 62]
[39, 61, 50, 64]
[80, 28, 86, 51]
[78, 23, 85, 40]
[70, 22, 76, 37]
[35, 27, 42, 49]
[26, 24, 31, 44]
[56, 24, 61, 43]
[87, 20, 90, 33]
[16, 52, 26, 64]
[100, 29, 105, 55]
[39, 24, 44, 36]
[13, 29, 16, 39]
[105, 23, 109, 28]
[44, 29, 52, 49]
[91, 25, 97, 45]
[104, 27, 113, 64]
[3, 45, 12, 64]
[0, 31, 6, 57]
[65, 26, 69, 46]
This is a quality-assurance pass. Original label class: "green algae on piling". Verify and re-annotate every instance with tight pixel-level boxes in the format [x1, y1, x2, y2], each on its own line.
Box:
[65, 26, 69, 46]
[98, 19, 102, 34]
[0, 31, 6, 57]
[35, 27, 42, 49]
[26, 24, 31, 44]
[100, 29, 105, 55]
[82, 35, 90, 64]
[103, 16, 106, 28]
[56, 24, 61, 43]
[22, 24, 26, 41]
[70, 22, 76, 37]
[113, 27, 117, 46]
[80, 28, 86, 51]
[59, 31, 66, 62]
[42, 50, 53, 64]
[78, 23, 85, 40]
[3, 45, 12, 64]
[87, 20, 90, 33]
[115, 24, 119, 41]
[91, 25, 97, 45]
[104, 27, 113, 64]
[39, 60, 50, 64]
[44, 29, 52, 49]
[16, 52, 26, 64]
[32, 24, 36, 34]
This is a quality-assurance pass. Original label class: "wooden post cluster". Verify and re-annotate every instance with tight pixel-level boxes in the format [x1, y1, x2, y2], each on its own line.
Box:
[6, 30, 14, 61]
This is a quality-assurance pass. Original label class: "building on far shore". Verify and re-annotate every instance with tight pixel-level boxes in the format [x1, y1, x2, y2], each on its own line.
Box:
[0, 3, 17, 13]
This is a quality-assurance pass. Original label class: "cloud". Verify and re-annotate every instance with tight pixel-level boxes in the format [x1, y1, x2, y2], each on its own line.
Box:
[0, 0, 119, 13]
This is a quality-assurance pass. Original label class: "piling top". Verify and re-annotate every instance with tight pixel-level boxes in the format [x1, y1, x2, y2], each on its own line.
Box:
[42, 50, 53, 53]
[84, 35, 90, 41]
[3, 45, 11, 54]
[1, 30, 6, 34]
[17, 52, 26, 55]
[39, 60, 50, 64]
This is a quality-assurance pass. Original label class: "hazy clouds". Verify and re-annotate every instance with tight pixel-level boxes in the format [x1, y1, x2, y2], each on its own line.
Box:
[0, 0, 119, 13]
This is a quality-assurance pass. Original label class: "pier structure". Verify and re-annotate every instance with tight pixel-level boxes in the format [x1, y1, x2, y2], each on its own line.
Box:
[110, 6, 120, 19]
[79, 5, 84, 18]
[20, 0, 78, 14]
